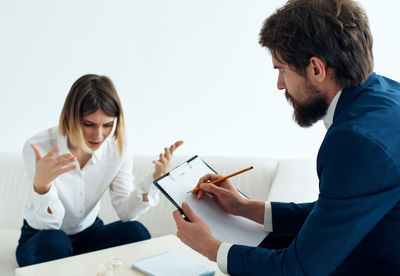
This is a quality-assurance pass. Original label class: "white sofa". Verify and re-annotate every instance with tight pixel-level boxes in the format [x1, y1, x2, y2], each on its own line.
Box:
[0, 152, 319, 275]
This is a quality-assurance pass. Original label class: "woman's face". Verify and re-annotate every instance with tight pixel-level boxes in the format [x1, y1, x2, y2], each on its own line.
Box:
[80, 109, 115, 150]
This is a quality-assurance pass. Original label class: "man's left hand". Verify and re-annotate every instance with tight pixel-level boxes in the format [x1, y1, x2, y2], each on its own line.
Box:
[173, 202, 222, 262]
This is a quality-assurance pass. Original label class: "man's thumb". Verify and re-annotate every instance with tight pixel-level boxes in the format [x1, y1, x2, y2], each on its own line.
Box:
[182, 202, 198, 222]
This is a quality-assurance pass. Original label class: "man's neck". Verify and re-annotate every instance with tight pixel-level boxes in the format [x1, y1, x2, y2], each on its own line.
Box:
[323, 70, 342, 105]
[323, 89, 342, 130]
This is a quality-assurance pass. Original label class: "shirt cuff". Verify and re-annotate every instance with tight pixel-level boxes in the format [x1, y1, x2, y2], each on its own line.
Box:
[146, 182, 160, 207]
[217, 242, 233, 275]
[31, 182, 65, 226]
[137, 174, 160, 207]
[264, 201, 273, 232]
[32, 182, 58, 206]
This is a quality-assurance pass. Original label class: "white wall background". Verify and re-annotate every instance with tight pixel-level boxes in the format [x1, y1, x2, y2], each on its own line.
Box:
[0, 0, 399, 159]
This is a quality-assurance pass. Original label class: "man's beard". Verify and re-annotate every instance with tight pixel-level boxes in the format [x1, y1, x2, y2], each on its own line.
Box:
[285, 85, 329, 127]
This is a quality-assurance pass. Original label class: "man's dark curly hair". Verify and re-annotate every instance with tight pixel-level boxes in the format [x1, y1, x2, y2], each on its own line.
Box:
[259, 0, 373, 88]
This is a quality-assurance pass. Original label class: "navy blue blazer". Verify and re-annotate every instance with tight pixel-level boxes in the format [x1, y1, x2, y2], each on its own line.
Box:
[227, 73, 400, 275]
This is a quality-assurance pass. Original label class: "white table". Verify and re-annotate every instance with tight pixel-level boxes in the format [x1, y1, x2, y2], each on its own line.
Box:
[15, 235, 224, 276]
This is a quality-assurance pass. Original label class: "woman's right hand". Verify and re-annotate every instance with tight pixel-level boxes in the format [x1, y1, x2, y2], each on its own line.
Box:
[31, 144, 77, 194]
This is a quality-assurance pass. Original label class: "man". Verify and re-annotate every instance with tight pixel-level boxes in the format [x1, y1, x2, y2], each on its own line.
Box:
[173, 0, 400, 275]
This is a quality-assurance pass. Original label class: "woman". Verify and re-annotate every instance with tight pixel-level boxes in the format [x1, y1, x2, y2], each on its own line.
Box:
[16, 74, 183, 267]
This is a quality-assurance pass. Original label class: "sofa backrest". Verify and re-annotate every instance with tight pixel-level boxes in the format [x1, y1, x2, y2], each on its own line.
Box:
[0, 152, 27, 230]
[0, 152, 283, 232]
[0, 151, 319, 237]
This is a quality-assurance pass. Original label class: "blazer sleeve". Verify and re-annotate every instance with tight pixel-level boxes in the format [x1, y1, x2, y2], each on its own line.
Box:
[270, 201, 315, 237]
[227, 128, 400, 276]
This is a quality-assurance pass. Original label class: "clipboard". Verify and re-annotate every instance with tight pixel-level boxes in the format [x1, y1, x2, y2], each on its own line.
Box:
[153, 156, 211, 219]
[153, 156, 267, 246]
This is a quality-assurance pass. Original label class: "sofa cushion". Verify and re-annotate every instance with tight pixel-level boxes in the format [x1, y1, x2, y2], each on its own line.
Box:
[267, 158, 319, 203]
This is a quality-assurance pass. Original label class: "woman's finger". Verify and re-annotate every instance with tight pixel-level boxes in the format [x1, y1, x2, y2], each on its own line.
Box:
[169, 144, 175, 154]
[57, 156, 77, 168]
[172, 141, 184, 153]
[164, 147, 171, 160]
[43, 147, 60, 160]
[57, 164, 78, 176]
[55, 153, 74, 162]
[159, 153, 167, 165]
[30, 144, 42, 162]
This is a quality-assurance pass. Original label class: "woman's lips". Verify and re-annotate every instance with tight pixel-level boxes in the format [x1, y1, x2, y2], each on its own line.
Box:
[89, 141, 101, 148]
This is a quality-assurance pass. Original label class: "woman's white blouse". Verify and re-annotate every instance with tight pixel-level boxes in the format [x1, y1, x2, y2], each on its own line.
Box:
[22, 127, 159, 235]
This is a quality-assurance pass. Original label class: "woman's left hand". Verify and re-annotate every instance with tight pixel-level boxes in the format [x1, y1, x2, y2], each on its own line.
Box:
[152, 140, 184, 179]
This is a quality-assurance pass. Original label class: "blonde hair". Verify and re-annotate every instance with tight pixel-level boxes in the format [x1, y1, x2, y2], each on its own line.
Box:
[59, 74, 126, 156]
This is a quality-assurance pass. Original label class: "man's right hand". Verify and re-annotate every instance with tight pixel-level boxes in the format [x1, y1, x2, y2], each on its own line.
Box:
[31, 144, 77, 194]
[194, 173, 248, 216]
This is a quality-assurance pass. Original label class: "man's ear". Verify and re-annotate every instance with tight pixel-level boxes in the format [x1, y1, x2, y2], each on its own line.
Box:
[308, 57, 326, 83]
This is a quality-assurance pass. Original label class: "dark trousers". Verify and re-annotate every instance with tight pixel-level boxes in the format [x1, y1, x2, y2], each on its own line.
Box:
[16, 217, 150, 267]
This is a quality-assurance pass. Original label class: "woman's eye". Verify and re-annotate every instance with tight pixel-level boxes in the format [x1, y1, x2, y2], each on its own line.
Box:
[83, 123, 94, 127]
[104, 124, 113, 128]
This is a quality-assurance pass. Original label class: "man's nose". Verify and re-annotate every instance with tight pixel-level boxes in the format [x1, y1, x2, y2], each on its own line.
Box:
[277, 73, 285, 90]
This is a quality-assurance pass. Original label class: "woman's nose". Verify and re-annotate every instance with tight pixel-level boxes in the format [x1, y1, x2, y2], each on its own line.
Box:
[94, 127, 103, 140]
